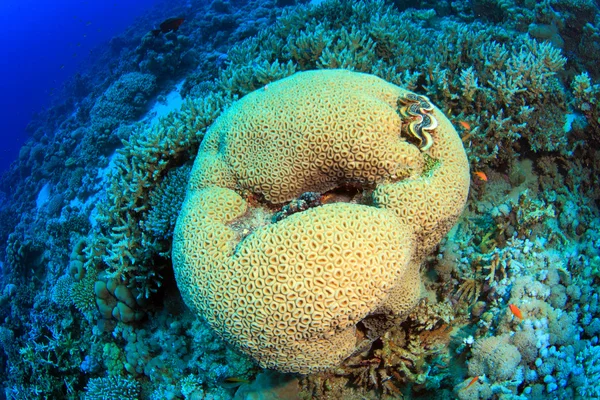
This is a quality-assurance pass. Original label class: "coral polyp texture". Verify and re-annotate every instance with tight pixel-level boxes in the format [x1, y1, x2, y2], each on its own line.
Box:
[172, 70, 470, 373]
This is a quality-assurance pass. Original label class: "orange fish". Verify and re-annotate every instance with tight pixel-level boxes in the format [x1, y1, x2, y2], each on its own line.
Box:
[509, 304, 523, 319]
[464, 376, 479, 390]
[473, 171, 487, 182]
[458, 120, 471, 130]
[152, 17, 185, 36]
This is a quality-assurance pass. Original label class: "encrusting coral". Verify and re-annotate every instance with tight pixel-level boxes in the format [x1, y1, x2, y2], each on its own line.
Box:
[173, 69, 470, 374]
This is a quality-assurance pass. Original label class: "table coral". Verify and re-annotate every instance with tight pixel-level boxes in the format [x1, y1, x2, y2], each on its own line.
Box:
[173, 70, 469, 374]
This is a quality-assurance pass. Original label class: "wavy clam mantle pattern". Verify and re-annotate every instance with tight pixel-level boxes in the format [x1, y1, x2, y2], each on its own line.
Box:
[397, 93, 439, 152]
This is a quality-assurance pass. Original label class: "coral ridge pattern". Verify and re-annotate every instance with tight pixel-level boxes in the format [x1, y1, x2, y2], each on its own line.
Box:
[172, 70, 470, 373]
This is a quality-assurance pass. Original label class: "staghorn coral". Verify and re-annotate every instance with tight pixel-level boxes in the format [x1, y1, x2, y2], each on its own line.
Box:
[173, 70, 469, 373]
[140, 164, 191, 240]
[2, 0, 597, 397]
[80, 92, 230, 306]
[425, 34, 568, 164]
[572, 72, 600, 140]
[222, 0, 572, 170]
[71, 267, 98, 314]
[4, 293, 90, 398]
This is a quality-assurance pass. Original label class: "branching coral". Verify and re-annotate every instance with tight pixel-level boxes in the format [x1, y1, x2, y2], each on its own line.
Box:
[426, 34, 567, 164]
[572, 72, 600, 140]
[2, 297, 90, 398]
[212, 0, 571, 172]
[81, 93, 230, 303]
[572, 343, 600, 398]
[1, 0, 597, 398]
[140, 164, 192, 240]
[299, 298, 458, 398]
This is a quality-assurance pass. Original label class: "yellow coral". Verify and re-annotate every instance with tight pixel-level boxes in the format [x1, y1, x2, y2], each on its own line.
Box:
[173, 70, 469, 373]
[190, 69, 425, 203]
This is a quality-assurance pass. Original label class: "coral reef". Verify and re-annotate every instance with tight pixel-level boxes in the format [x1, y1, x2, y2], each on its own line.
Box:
[0, 0, 598, 397]
[571, 72, 600, 140]
[90, 72, 157, 131]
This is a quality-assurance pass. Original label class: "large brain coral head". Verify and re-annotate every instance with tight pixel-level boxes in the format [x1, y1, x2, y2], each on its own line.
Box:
[173, 70, 470, 374]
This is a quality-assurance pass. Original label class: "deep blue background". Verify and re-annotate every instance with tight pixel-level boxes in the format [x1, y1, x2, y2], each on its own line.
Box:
[0, 0, 159, 174]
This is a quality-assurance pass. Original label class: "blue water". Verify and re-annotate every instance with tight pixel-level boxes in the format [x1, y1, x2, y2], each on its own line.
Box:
[0, 0, 159, 173]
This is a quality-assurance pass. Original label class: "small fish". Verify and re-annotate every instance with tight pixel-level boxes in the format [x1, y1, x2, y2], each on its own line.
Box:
[220, 376, 250, 388]
[223, 377, 250, 384]
[457, 120, 471, 130]
[509, 304, 523, 319]
[473, 171, 487, 182]
[152, 17, 185, 36]
[464, 376, 479, 390]
[60, 65, 65, 69]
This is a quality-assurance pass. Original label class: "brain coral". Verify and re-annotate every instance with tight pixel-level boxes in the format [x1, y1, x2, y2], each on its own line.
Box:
[173, 69, 470, 374]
